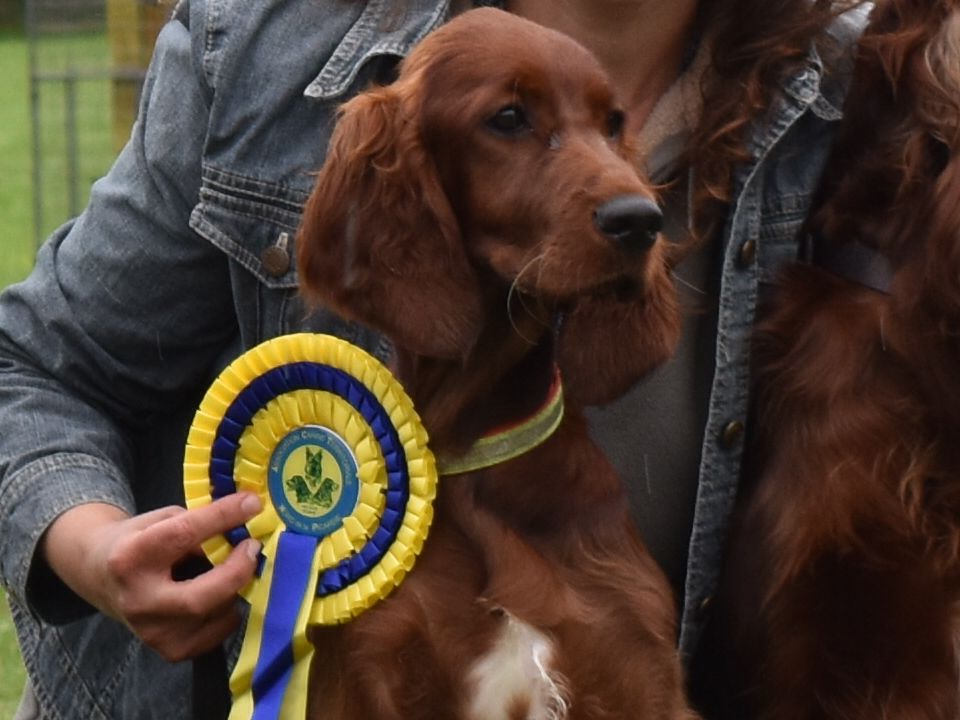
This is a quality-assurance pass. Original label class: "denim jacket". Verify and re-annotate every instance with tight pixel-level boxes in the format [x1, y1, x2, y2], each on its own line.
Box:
[0, 1, 869, 717]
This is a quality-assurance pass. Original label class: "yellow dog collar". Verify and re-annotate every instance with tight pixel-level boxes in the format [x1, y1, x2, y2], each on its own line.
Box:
[436, 368, 564, 475]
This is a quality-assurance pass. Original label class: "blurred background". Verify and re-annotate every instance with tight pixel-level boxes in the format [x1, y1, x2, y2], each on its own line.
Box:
[0, 0, 169, 285]
[0, 0, 170, 712]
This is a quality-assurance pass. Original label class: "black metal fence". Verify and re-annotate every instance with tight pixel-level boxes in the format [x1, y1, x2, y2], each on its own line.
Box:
[26, 0, 168, 244]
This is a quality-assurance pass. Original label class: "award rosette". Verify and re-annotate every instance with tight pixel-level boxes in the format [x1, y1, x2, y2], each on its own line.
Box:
[183, 333, 437, 719]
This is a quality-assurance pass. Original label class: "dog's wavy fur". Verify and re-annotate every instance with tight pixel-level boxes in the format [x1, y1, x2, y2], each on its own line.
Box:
[296, 8, 695, 719]
[706, 1, 960, 717]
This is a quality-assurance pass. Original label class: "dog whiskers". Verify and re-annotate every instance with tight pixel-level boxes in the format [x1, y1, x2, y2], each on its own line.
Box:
[671, 269, 706, 296]
[506, 291, 540, 346]
[507, 252, 551, 344]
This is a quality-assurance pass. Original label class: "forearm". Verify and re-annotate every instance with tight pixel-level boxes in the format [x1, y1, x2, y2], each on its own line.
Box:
[0, 416, 137, 622]
[40, 502, 132, 618]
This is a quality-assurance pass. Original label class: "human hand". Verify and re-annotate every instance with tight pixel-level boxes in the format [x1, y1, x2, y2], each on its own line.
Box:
[43, 493, 262, 661]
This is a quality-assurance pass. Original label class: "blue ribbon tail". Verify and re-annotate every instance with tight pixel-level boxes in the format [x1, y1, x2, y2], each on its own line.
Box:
[251, 531, 318, 720]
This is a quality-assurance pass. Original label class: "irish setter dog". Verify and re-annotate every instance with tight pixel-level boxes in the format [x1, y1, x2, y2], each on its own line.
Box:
[295, 8, 696, 720]
[707, 0, 960, 717]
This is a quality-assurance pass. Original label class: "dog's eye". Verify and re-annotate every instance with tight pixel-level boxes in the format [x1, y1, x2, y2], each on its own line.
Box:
[606, 110, 626, 139]
[487, 104, 530, 134]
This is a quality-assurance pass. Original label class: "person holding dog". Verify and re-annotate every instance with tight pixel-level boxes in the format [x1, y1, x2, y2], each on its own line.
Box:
[0, 0, 871, 717]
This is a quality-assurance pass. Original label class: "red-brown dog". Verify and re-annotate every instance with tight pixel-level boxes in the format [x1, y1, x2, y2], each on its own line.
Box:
[296, 8, 696, 720]
[710, 1, 960, 717]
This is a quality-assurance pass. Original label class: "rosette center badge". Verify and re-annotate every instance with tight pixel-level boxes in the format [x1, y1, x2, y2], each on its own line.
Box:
[270, 426, 359, 537]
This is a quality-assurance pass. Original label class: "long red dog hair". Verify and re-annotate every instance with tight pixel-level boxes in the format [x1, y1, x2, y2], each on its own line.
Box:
[704, 1, 960, 717]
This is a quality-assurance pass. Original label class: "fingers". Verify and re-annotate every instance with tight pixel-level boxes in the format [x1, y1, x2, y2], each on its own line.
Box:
[135, 598, 244, 663]
[122, 504, 186, 530]
[137, 493, 262, 565]
[181, 608, 244, 659]
[112, 551, 259, 661]
[99, 495, 264, 661]
[123, 541, 260, 661]
[173, 538, 262, 615]
[134, 538, 260, 661]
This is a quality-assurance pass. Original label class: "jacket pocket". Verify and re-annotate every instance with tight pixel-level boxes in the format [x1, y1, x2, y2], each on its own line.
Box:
[191, 165, 305, 289]
[189, 165, 389, 358]
[757, 192, 809, 285]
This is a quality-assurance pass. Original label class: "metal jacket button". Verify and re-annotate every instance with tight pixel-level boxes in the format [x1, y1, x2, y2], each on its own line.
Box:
[720, 420, 745, 449]
[738, 238, 757, 268]
[262, 232, 291, 277]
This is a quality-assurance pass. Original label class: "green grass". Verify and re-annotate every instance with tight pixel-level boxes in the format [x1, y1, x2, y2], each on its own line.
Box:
[30, 31, 116, 246]
[0, 33, 37, 289]
[0, 591, 25, 718]
[0, 30, 118, 290]
[0, 30, 31, 711]
[0, 28, 34, 718]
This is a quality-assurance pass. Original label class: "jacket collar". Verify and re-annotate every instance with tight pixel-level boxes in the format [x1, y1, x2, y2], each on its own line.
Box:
[305, 0, 451, 101]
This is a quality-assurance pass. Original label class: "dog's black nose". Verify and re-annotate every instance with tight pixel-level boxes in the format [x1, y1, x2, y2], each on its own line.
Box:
[593, 195, 662, 252]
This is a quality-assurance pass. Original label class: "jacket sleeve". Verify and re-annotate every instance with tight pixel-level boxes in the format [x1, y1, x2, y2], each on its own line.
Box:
[0, 0, 235, 622]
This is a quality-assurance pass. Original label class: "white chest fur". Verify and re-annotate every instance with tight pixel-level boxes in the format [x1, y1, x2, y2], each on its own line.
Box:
[465, 611, 570, 720]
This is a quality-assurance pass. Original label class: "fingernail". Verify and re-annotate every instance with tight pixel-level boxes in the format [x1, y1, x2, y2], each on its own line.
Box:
[240, 493, 262, 516]
[245, 539, 263, 561]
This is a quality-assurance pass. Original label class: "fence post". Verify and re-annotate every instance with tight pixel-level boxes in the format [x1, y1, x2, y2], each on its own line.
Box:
[105, 0, 167, 152]
[26, 0, 44, 247]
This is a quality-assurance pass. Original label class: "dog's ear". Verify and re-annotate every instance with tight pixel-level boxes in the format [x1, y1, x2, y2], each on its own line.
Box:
[297, 86, 485, 359]
[556, 261, 680, 407]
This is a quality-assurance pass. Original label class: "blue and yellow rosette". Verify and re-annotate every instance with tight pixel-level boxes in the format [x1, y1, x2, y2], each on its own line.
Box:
[183, 333, 437, 720]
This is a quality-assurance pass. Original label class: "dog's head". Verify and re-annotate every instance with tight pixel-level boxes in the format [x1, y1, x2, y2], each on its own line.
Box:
[298, 8, 680, 406]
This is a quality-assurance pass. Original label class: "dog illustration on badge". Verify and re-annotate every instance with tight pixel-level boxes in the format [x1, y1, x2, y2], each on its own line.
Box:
[286, 446, 340, 509]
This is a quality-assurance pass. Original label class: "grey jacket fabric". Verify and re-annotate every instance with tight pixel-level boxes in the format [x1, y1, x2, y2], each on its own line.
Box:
[0, 0, 870, 717]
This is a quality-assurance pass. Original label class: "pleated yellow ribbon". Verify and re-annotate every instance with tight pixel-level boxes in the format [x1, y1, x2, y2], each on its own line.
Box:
[183, 334, 437, 720]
